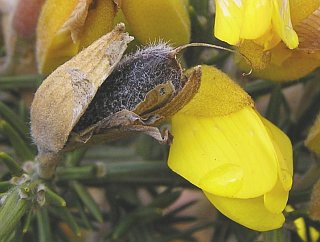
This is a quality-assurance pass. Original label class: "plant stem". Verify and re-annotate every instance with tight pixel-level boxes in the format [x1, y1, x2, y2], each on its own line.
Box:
[0, 187, 31, 240]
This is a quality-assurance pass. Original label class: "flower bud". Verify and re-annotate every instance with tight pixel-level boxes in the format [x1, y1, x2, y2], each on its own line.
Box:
[120, 0, 191, 46]
[36, 0, 116, 74]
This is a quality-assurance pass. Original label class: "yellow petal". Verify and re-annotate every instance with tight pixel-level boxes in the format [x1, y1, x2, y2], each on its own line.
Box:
[205, 191, 285, 231]
[121, 0, 190, 46]
[271, 0, 299, 49]
[78, 0, 116, 48]
[261, 116, 293, 190]
[264, 179, 289, 214]
[253, 26, 282, 50]
[240, 0, 273, 39]
[178, 65, 253, 117]
[168, 106, 278, 198]
[37, 0, 78, 73]
[214, 0, 272, 45]
[214, 0, 244, 45]
[286, 206, 320, 242]
[37, 0, 115, 74]
[261, 115, 292, 214]
[249, 114, 292, 214]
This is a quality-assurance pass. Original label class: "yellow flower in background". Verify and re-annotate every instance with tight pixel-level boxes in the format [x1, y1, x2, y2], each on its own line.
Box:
[36, 0, 191, 75]
[168, 65, 293, 231]
[36, 0, 116, 74]
[214, 0, 320, 82]
[214, 0, 299, 50]
[287, 206, 320, 242]
[117, 0, 190, 46]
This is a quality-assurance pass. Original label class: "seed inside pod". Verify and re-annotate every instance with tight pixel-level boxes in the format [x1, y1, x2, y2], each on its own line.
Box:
[73, 43, 184, 132]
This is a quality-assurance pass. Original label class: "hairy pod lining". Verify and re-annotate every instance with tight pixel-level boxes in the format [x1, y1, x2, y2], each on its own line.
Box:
[74, 43, 184, 131]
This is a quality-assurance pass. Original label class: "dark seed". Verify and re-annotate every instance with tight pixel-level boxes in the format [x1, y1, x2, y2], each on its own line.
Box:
[73, 43, 183, 132]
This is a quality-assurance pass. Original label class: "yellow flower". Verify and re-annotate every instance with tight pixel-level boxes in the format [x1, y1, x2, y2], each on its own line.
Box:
[214, 0, 299, 50]
[36, 0, 191, 75]
[214, 0, 320, 81]
[36, 0, 116, 74]
[168, 65, 293, 231]
[117, 0, 190, 46]
[287, 206, 320, 242]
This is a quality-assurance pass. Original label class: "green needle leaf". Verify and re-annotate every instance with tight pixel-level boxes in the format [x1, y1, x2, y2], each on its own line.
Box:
[0, 187, 31, 240]
[22, 210, 33, 234]
[0, 75, 42, 90]
[0, 120, 34, 160]
[37, 208, 53, 242]
[0, 152, 24, 176]
[71, 181, 103, 223]
[45, 187, 66, 207]
[112, 207, 162, 240]
[0, 101, 29, 140]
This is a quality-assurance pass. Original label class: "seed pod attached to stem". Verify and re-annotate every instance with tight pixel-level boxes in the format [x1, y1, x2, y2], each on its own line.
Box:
[31, 23, 247, 179]
[31, 23, 134, 178]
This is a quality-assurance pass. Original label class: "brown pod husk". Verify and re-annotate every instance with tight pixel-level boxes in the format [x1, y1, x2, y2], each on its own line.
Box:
[31, 23, 133, 178]
[31, 23, 202, 179]
[31, 23, 133, 155]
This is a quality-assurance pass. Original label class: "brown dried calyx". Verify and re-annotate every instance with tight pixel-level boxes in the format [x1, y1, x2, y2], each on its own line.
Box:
[30, 23, 201, 179]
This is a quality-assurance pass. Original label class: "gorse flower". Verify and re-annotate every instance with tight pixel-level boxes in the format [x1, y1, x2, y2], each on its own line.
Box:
[214, 0, 320, 81]
[115, 0, 190, 46]
[36, 0, 116, 74]
[214, 0, 299, 50]
[168, 65, 293, 231]
[36, 0, 190, 74]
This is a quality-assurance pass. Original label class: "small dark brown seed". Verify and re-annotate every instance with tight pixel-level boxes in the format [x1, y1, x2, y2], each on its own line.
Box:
[74, 43, 183, 132]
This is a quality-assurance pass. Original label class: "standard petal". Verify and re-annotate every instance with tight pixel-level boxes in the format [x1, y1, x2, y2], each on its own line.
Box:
[271, 0, 298, 49]
[214, 0, 244, 45]
[214, 0, 273, 44]
[204, 191, 285, 231]
[168, 106, 278, 198]
[240, 0, 272, 39]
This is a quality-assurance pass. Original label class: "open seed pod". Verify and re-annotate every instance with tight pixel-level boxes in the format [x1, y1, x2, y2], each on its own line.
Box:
[31, 23, 201, 179]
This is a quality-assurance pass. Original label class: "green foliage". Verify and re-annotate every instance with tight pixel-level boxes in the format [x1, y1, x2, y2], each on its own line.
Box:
[1, 0, 320, 241]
